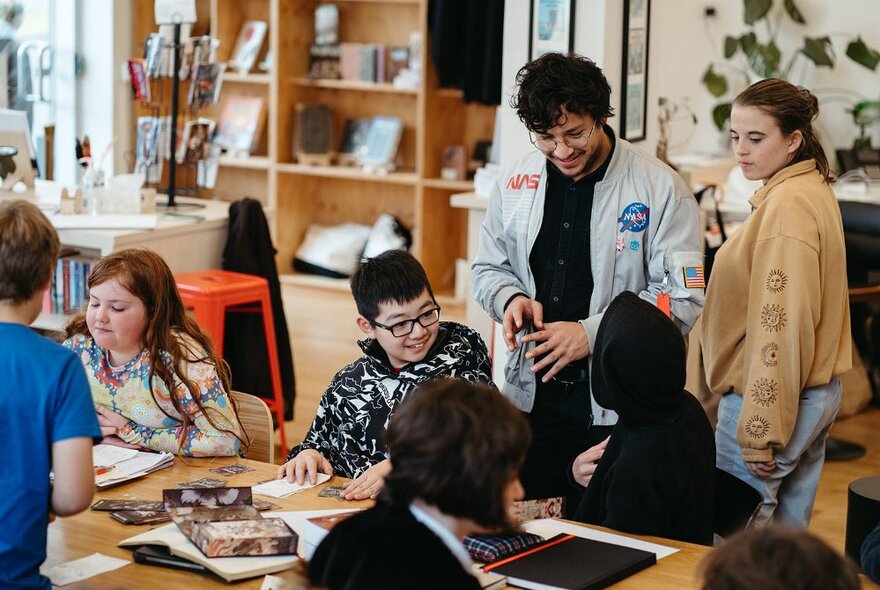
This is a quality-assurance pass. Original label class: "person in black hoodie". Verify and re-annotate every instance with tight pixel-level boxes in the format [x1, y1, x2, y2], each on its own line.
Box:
[573, 291, 715, 545]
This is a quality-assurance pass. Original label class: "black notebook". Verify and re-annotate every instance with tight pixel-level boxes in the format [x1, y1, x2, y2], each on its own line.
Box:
[483, 533, 656, 590]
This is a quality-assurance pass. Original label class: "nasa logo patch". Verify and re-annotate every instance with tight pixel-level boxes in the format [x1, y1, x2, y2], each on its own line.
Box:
[617, 202, 650, 233]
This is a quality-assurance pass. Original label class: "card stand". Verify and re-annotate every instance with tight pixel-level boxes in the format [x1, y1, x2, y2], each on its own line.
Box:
[134, 24, 220, 208]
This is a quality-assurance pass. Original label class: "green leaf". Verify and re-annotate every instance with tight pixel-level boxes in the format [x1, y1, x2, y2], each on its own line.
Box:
[744, 0, 772, 25]
[801, 36, 835, 67]
[846, 37, 880, 71]
[712, 103, 732, 131]
[748, 41, 782, 78]
[724, 36, 739, 59]
[702, 65, 729, 98]
[783, 0, 806, 24]
[740, 32, 757, 57]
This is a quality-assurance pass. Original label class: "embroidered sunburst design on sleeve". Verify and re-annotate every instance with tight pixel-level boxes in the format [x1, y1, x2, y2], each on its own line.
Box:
[761, 304, 787, 332]
[760, 342, 779, 367]
[744, 415, 771, 439]
[750, 378, 779, 407]
[766, 269, 788, 293]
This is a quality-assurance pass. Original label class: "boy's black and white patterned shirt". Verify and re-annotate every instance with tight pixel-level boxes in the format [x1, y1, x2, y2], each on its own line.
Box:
[287, 321, 494, 478]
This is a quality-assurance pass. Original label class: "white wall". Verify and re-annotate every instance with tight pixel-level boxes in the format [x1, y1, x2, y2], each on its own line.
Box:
[501, 0, 880, 165]
[79, 0, 132, 178]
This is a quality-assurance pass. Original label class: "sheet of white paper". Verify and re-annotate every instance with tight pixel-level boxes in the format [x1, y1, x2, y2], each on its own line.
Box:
[260, 574, 286, 590]
[521, 519, 679, 560]
[49, 213, 158, 230]
[252, 473, 331, 498]
[114, 451, 173, 476]
[273, 508, 366, 560]
[42, 552, 130, 586]
[92, 445, 139, 467]
[154, 0, 196, 25]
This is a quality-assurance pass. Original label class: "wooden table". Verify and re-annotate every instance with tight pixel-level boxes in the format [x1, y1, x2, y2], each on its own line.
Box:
[45, 456, 712, 588]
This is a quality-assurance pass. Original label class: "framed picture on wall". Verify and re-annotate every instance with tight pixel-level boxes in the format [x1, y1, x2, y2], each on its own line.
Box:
[528, 0, 576, 61]
[620, 0, 650, 141]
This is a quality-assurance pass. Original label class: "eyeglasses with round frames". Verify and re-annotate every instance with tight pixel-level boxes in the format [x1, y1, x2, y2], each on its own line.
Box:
[371, 306, 441, 338]
[530, 122, 598, 153]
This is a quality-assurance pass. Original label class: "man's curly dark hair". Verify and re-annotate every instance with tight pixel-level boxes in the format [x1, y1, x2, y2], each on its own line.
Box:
[511, 53, 614, 134]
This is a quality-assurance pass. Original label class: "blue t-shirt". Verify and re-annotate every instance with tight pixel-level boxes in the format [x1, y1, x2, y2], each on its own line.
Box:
[0, 323, 100, 589]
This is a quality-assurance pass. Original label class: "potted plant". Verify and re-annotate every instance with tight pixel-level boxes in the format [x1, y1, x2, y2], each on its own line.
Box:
[701, 0, 880, 130]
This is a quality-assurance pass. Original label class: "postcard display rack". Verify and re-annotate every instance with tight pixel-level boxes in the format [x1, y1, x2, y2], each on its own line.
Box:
[132, 0, 496, 297]
[130, 8, 224, 207]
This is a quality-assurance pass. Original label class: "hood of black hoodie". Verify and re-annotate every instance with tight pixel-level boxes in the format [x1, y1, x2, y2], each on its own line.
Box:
[591, 291, 687, 424]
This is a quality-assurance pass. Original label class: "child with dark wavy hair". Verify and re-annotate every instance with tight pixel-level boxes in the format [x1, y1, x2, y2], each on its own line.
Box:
[64, 248, 244, 457]
[308, 378, 530, 590]
[700, 527, 858, 590]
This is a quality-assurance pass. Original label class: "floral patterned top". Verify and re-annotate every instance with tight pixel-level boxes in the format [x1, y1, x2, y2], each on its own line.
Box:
[63, 333, 241, 457]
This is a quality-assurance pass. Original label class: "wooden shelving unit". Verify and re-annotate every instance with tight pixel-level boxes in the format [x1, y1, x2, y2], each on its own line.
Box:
[133, 0, 496, 296]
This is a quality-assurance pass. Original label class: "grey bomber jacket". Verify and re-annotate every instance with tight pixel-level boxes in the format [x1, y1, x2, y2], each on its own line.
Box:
[472, 134, 704, 425]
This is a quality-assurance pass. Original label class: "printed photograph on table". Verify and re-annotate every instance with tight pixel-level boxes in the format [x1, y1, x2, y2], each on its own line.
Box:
[528, 0, 575, 61]
[620, 0, 651, 141]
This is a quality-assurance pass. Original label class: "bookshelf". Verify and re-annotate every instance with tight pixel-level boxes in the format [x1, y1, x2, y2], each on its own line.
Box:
[132, 0, 496, 296]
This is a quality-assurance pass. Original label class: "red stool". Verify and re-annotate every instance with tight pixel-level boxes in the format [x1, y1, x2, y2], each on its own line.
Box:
[174, 269, 287, 457]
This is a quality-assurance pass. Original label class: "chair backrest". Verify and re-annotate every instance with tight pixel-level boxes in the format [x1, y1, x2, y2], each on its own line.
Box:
[230, 390, 274, 464]
[714, 468, 762, 539]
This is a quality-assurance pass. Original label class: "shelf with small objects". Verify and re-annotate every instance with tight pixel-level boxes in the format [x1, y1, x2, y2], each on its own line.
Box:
[274, 0, 496, 297]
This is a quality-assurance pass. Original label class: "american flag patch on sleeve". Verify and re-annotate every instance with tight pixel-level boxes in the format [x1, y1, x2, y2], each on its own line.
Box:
[682, 265, 705, 289]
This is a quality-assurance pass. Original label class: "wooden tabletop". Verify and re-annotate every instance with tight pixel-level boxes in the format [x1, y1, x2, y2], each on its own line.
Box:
[45, 456, 712, 589]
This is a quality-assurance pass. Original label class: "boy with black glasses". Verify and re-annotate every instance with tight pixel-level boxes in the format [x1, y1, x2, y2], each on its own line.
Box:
[278, 250, 492, 500]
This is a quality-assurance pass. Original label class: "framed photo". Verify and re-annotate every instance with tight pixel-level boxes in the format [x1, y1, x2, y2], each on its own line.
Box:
[528, 0, 576, 61]
[620, 0, 650, 141]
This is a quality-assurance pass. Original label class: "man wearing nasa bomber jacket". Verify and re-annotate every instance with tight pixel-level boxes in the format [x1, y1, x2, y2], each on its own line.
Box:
[472, 53, 704, 512]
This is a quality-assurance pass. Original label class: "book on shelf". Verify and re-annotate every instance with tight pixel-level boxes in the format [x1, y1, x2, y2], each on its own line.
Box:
[359, 115, 403, 169]
[294, 103, 334, 159]
[482, 533, 656, 590]
[309, 43, 340, 79]
[337, 117, 372, 165]
[213, 95, 266, 155]
[339, 42, 377, 82]
[229, 20, 268, 74]
[180, 34, 216, 80]
[386, 46, 409, 83]
[118, 522, 297, 582]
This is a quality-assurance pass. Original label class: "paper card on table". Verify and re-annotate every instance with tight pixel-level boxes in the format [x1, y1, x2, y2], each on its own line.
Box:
[261, 574, 286, 590]
[175, 477, 227, 489]
[317, 485, 347, 500]
[511, 497, 566, 523]
[91, 499, 165, 512]
[253, 498, 282, 511]
[41, 552, 130, 586]
[252, 473, 331, 498]
[210, 463, 256, 476]
[110, 510, 173, 526]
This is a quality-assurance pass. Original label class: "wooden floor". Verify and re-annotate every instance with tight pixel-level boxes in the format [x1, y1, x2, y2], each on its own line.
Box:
[279, 283, 880, 565]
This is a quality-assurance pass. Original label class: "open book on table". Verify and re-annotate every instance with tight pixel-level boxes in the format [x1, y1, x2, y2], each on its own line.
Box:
[92, 444, 174, 489]
[118, 523, 297, 582]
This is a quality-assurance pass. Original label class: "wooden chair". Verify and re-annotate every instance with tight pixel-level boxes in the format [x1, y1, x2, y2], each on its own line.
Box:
[230, 390, 274, 464]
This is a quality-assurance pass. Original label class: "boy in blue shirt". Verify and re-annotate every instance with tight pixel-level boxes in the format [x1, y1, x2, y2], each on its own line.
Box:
[0, 200, 101, 589]
[278, 250, 493, 500]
